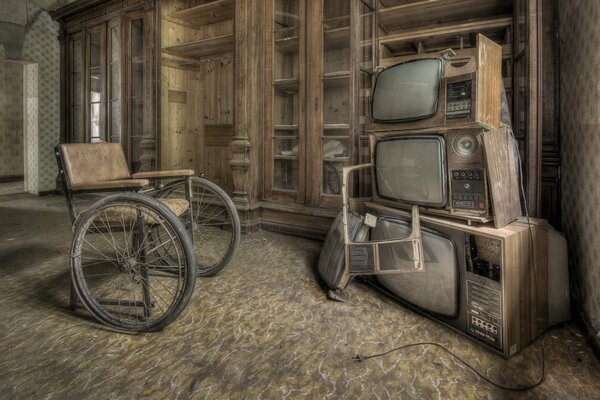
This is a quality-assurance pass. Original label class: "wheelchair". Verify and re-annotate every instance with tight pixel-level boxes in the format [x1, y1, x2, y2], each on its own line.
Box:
[54, 143, 240, 332]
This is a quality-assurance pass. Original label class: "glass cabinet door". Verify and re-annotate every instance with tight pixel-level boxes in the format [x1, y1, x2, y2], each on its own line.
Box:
[108, 19, 122, 144]
[128, 16, 145, 172]
[317, 0, 375, 207]
[68, 32, 84, 143]
[86, 24, 106, 142]
[266, 0, 305, 201]
[358, 0, 375, 197]
[320, 0, 351, 202]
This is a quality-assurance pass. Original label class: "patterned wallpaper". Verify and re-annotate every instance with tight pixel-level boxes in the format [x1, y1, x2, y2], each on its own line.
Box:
[22, 1, 60, 193]
[0, 2, 61, 192]
[559, 0, 600, 336]
[0, 61, 24, 178]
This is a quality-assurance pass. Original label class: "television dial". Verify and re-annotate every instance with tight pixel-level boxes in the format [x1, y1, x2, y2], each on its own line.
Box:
[452, 133, 479, 156]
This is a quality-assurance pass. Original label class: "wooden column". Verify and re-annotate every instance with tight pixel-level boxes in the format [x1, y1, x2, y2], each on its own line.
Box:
[231, 0, 263, 230]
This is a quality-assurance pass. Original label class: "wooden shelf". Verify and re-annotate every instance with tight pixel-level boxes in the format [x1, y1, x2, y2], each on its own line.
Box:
[274, 124, 299, 131]
[161, 53, 203, 71]
[379, 0, 513, 32]
[274, 35, 300, 55]
[273, 78, 299, 91]
[168, 0, 234, 28]
[322, 15, 350, 30]
[324, 27, 350, 50]
[323, 123, 350, 130]
[274, 155, 299, 160]
[323, 157, 349, 162]
[162, 34, 233, 59]
[379, 16, 512, 56]
[273, 136, 299, 140]
[323, 71, 350, 88]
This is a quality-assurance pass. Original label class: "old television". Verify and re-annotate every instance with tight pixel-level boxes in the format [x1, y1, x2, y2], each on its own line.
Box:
[369, 127, 521, 228]
[363, 202, 552, 358]
[367, 34, 502, 132]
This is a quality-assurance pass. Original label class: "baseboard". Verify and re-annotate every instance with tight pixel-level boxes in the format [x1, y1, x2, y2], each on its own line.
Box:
[260, 219, 328, 241]
[0, 175, 24, 183]
[572, 300, 600, 361]
[38, 190, 60, 196]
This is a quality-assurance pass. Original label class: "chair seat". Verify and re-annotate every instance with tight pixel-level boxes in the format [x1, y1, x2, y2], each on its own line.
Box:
[158, 198, 190, 218]
[88, 198, 190, 227]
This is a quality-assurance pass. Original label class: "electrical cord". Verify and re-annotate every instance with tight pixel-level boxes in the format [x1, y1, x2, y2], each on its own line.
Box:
[353, 129, 546, 392]
[353, 339, 546, 392]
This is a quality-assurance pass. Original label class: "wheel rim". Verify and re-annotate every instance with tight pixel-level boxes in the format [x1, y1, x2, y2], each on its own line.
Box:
[71, 200, 191, 331]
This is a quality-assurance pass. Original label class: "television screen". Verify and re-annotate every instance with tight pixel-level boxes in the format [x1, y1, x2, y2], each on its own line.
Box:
[375, 136, 447, 207]
[371, 59, 442, 122]
[373, 217, 459, 318]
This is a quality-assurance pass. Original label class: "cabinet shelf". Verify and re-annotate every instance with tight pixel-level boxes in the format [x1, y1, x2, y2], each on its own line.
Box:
[379, 16, 512, 56]
[322, 15, 350, 30]
[322, 135, 349, 139]
[274, 155, 299, 160]
[168, 0, 234, 28]
[274, 124, 299, 130]
[323, 123, 350, 130]
[274, 35, 300, 54]
[378, 0, 512, 32]
[273, 78, 300, 91]
[162, 33, 233, 59]
[323, 157, 349, 162]
[273, 135, 299, 140]
[323, 71, 350, 88]
[324, 26, 350, 50]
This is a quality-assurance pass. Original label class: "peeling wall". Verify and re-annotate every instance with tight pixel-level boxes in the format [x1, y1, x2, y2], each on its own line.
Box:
[559, 0, 600, 336]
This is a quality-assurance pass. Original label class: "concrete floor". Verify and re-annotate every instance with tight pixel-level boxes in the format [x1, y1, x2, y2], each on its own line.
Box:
[0, 192, 599, 399]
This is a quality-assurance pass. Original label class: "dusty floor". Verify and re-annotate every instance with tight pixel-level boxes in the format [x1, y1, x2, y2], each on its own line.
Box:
[0, 192, 599, 399]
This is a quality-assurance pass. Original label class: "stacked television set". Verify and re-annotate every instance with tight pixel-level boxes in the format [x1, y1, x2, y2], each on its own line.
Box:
[318, 34, 569, 358]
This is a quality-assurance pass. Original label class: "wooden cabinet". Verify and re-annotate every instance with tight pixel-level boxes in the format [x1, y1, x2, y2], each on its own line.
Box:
[54, 0, 555, 237]
[160, 0, 235, 193]
[374, 0, 548, 219]
[259, 0, 552, 237]
[264, 0, 374, 211]
[53, 0, 157, 172]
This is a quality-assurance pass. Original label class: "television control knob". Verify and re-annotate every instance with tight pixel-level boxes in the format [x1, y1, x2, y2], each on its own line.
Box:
[464, 183, 471, 190]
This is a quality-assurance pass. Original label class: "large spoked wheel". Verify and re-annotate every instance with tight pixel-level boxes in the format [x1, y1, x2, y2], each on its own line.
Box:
[70, 193, 197, 332]
[158, 177, 240, 277]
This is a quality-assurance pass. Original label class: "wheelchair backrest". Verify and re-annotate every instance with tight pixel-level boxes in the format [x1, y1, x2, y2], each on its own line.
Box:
[58, 143, 131, 190]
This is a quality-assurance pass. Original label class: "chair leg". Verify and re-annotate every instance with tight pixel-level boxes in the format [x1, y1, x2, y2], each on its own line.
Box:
[134, 212, 152, 318]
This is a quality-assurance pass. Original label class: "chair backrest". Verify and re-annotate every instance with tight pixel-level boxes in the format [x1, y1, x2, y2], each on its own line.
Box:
[58, 143, 131, 189]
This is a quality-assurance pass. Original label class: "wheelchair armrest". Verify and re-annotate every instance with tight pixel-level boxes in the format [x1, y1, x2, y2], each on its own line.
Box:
[131, 169, 195, 180]
[70, 178, 150, 191]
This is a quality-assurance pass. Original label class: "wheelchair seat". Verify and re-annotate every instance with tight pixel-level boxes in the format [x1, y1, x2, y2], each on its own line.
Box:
[57, 142, 193, 219]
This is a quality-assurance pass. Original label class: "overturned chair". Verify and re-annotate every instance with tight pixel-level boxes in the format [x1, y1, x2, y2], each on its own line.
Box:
[55, 143, 240, 332]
